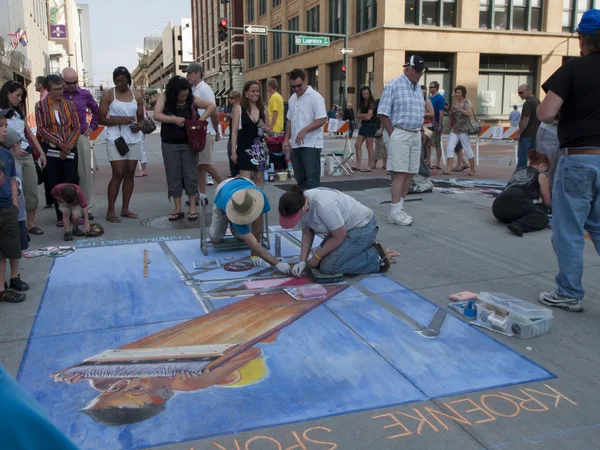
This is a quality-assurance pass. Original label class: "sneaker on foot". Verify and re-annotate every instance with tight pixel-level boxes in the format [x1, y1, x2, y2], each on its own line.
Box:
[72, 227, 86, 237]
[64, 231, 73, 242]
[0, 289, 26, 303]
[507, 223, 524, 237]
[388, 210, 413, 226]
[9, 276, 29, 292]
[538, 291, 583, 312]
[206, 174, 214, 186]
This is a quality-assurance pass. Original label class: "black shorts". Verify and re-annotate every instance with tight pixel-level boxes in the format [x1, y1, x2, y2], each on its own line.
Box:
[19, 220, 30, 251]
[358, 123, 377, 137]
[0, 205, 21, 260]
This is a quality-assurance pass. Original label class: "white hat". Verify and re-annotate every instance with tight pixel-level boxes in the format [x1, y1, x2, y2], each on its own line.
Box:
[225, 188, 265, 225]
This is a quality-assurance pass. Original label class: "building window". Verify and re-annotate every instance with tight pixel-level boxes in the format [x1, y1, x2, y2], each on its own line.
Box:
[273, 25, 282, 60]
[273, 0, 281, 7]
[247, 0, 255, 22]
[329, 0, 347, 38]
[306, 6, 320, 49]
[478, 54, 537, 117]
[330, 61, 344, 107]
[356, 55, 375, 106]
[563, 0, 598, 33]
[307, 67, 319, 91]
[259, 0, 267, 16]
[406, 52, 454, 103]
[248, 39, 256, 69]
[356, 0, 378, 32]
[288, 16, 299, 56]
[405, 0, 456, 26]
[259, 35, 267, 65]
[480, 0, 544, 30]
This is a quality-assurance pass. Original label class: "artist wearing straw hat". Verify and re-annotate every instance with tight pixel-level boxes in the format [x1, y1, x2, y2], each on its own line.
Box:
[210, 176, 292, 274]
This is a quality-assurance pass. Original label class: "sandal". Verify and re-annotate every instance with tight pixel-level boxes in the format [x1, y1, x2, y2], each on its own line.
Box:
[360, 168, 372, 172]
[120, 212, 139, 219]
[135, 171, 147, 177]
[106, 216, 121, 223]
[431, 165, 441, 170]
[442, 171, 452, 175]
[28, 226, 44, 235]
[188, 212, 198, 222]
[56, 221, 64, 227]
[168, 212, 184, 222]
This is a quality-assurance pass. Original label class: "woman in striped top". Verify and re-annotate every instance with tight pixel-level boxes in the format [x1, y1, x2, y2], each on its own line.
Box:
[35, 75, 81, 225]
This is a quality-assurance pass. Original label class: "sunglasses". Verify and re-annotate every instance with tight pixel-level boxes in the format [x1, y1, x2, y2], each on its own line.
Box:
[290, 83, 304, 90]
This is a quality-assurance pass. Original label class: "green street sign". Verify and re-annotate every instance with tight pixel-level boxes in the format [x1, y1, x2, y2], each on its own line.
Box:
[295, 36, 330, 46]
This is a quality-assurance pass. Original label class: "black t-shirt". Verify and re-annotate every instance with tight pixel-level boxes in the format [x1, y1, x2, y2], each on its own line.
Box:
[502, 166, 541, 201]
[542, 52, 600, 149]
[520, 96, 540, 138]
[160, 103, 194, 144]
[359, 101, 375, 124]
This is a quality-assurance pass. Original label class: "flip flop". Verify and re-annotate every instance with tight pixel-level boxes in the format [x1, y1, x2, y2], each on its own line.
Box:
[120, 212, 139, 219]
[188, 212, 198, 222]
[351, 167, 361, 171]
[442, 171, 452, 175]
[360, 168, 372, 172]
[106, 216, 121, 223]
[431, 165, 441, 170]
[372, 243, 391, 273]
[467, 172, 476, 177]
[168, 212, 184, 222]
[28, 226, 44, 235]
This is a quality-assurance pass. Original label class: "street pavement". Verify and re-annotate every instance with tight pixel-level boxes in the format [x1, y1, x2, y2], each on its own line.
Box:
[1, 133, 599, 450]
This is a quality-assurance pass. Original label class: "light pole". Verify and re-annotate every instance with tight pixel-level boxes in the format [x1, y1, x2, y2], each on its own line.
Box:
[221, 0, 233, 92]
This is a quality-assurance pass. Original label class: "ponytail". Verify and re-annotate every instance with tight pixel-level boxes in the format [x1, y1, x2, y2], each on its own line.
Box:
[528, 149, 550, 169]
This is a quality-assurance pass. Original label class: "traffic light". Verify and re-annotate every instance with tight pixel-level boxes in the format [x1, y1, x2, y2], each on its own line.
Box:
[99, 84, 103, 91]
[341, 66, 346, 81]
[218, 18, 229, 43]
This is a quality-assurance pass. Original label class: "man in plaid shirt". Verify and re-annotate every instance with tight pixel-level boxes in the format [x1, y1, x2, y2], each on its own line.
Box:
[378, 55, 427, 226]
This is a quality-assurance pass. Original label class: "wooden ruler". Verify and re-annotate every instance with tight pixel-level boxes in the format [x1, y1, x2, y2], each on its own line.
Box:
[143, 249, 148, 277]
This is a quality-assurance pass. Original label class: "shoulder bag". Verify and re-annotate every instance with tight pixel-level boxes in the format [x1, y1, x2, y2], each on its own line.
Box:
[185, 104, 208, 153]
[141, 117, 157, 134]
[114, 125, 130, 156]
[467, 107, 481, 136]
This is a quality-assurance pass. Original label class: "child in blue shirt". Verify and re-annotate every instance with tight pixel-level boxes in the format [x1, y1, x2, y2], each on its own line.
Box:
[0, 110, 26, 303]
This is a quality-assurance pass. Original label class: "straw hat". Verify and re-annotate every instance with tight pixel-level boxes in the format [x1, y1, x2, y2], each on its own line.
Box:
[225, 188, 265, 225]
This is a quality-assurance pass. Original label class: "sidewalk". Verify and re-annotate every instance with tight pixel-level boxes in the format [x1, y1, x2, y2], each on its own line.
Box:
[1, 133, 598, 450]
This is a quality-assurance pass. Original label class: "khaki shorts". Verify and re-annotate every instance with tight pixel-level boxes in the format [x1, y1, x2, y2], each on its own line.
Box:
[209, 204, 229, 243]
[106, 141, 142, 162]
[58, 203, 83, 218]
[198, 134, 215, 166]
[383, 128, 421, 174]
[432, 130, 442, 149]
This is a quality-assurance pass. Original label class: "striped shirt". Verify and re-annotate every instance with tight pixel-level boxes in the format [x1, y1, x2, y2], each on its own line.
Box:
[35, 97, 81, 148]
[377, 74, 425, 131]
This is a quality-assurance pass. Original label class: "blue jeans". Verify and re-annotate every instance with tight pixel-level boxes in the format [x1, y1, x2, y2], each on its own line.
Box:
[292, 147, 321, 190]
[319, 217, 381, 275]
[551, 154, 600, 299]
[517, 137, 536, 168]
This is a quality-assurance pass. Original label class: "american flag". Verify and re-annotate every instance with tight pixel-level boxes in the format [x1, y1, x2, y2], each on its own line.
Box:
[8, 28, 26, 49]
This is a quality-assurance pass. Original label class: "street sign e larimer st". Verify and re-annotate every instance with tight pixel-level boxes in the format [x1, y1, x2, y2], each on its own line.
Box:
[295, 36, 331, 46]
[244, 24, 268, 35]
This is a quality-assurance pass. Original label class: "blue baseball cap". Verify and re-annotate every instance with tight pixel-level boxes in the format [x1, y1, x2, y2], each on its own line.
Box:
[576, 8, 600, 34]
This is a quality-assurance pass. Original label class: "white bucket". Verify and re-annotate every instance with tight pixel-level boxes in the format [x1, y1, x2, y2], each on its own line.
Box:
[327, 156, 342, 176]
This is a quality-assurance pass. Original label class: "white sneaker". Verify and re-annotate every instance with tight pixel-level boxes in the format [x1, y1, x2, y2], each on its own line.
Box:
[206, 174, 214, 186]
[388, 210, 413, 226]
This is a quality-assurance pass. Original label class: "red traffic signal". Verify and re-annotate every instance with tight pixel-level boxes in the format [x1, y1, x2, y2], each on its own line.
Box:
[218, 18, 229, 43]
[99, 83, 103, 91]
[341, 66, 346, 80]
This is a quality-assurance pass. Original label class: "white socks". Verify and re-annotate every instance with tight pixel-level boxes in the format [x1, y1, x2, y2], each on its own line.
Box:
[391, 198, 405, 216]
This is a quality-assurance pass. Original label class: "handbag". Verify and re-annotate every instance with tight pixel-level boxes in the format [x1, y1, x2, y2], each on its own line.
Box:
[141, 117, 157, 134]
[114, 126, 130, 156]
[35, 161, 43, 185]
[467, 108, 481, 135]
[185, 104, 208, 153]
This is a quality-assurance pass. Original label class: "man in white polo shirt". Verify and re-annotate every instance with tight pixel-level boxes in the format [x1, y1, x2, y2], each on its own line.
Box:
[284, 68, 327, 190]
[184, 63, 223, 195]
[378, 55, 427, 226]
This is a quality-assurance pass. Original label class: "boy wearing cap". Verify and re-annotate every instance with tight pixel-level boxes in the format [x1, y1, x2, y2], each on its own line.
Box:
[51, 183, 90, 241]
[378, 55, 427, 227]
[537, 8, 600, 312]
[209, 177, 291, 274]
[0, 109, 27, 303]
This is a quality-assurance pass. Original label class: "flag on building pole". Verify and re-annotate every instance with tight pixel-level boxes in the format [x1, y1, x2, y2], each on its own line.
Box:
[19, 30, 28, 47]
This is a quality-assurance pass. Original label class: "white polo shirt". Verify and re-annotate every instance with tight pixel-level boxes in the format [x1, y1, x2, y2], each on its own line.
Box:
[192, 80, 216, 135]
[286, 86, 327, 149]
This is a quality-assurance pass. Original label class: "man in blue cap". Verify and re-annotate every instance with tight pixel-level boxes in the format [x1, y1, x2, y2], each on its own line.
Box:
[537, 9, 600, 312]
